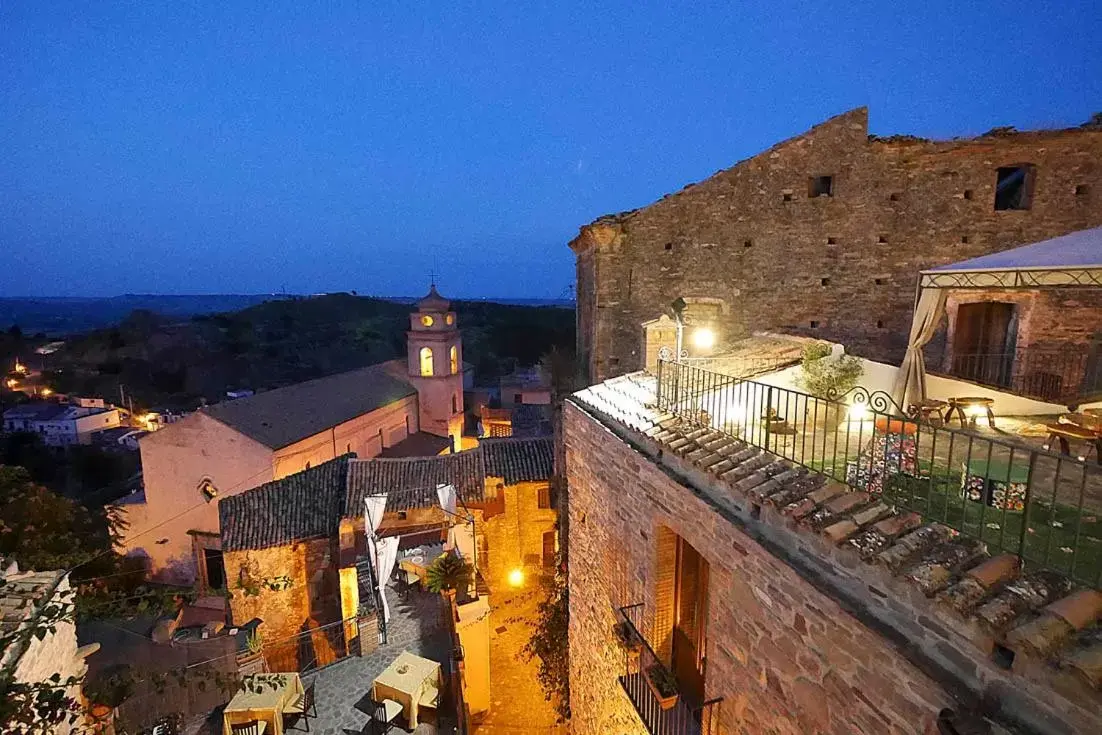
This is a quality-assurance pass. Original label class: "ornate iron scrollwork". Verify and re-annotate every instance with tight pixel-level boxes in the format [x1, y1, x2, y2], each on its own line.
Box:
[825, 385, 903, 415]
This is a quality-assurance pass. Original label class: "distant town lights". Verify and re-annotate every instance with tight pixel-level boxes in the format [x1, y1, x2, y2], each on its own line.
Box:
[507, 568, 525, 588]
[691, 328, 716, 351]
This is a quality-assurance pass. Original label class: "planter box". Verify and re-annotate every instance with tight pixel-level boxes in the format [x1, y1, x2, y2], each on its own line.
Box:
[358, 615, 379, 656]
[644, 666, 679, 711]
[236, 651, 267, 677]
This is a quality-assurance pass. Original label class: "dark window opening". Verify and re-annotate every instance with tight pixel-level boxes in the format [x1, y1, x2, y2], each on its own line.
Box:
[203, 548, 225, 590]
[874, 278, 884, 286]
[808, 175, 834, 198]
[664, 242, 673, 251]
[782, 192, 793, 202]
[305, 462, 311, 470]
[513, 392, 523, 404]
[743, 239, 753, 248]
[452, 394, 459, 413]
[992, 643, 1015, 670]
[963, 189, 973, 201]
[878, 235, 888, 243]
[810, 320, 820, 329]
[889, 192, 900, 202]
[961, 235, 970, 244]
[1076, 184, 1090, 197]
[542, 531, 556, 567]
[876, 320, 884, 329]
[826, 237, 837, 245]
[820, 278, 830, 286]
[994, 165, 1034, 210]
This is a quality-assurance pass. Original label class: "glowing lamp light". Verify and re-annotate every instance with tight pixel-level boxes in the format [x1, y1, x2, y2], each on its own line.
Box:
[964, 404, 987, 418]
[507, 568, 525, 588]
[39, 387, 52, 397]
[846, 402, 871, 423]
[691, 328, 716, 351]
[5, 379, 17, 389]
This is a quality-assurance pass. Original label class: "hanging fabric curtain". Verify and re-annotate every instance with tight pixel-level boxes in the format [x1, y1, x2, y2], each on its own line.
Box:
[891, 288, 948, 408]
[447, 523, 476, 564]
[364, 493, 387, 537]
[436, 483, 457, 517]
[368, 535, 400, 623]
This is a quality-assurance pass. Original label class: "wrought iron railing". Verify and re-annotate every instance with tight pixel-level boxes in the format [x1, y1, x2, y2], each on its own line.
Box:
[655, 360, 1102, 588]
[933, 346, 1102, 404]
[618, 603, 722, 735]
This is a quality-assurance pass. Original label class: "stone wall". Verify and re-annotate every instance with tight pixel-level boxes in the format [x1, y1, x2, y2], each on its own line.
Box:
[565, 400, 957, 735]
[224, 537, 344, 671]
[480, 478, 557, 589]
[572, 108, 1102, 383]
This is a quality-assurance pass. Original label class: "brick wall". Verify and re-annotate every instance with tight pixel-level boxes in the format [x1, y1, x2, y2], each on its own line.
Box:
[480, 478, 558, 590]
[565, 401, 957, 735]
[572, 108, 1102, 383]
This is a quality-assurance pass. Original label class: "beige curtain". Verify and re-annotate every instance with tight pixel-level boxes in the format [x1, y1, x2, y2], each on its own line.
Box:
[891, 288, 947, 408]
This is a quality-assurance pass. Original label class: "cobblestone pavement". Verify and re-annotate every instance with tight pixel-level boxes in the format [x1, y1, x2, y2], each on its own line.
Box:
[472, 586, 566, 735]
[301, 582, 455, 735]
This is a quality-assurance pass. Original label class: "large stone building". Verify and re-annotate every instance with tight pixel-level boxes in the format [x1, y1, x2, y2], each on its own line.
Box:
[565, 374, 1102, 735]
[118, 287, 466, 584]
[571, 108, 1102, 383]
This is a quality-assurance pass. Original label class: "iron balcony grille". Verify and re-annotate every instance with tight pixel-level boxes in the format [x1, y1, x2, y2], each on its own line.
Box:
[933, 346, 1102, 405]
[656, 360, 1102, 589]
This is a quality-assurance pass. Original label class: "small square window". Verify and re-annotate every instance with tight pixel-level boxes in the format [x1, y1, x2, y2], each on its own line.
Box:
[1075, 184, 1089, 197]
[827, 237, 837, 245]
[994, 165, 1035, 210]
[961, 235, 970, 244]
[664, 242, 673, 251]
[820, 278, 830, 286]
[743, 239, 753, 248]
[876, 320, 884, 329]
[878, 235, 888, 244]
[809, 320, 820, 329]
[782, 192, 793, 202]
[963, 189, 973, 200]
[808, 175, 834, 198]
[874, 278, 884, 286]
[889, 192, 900, 202]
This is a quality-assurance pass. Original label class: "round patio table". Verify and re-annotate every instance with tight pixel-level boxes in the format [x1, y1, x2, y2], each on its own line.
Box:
[946, 397, 996, 429]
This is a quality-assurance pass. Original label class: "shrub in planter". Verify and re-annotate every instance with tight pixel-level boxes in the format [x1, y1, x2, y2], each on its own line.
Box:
[612, 621, 642, 668]
[644, 662, 680, 710]
[796, 343, 863, 431]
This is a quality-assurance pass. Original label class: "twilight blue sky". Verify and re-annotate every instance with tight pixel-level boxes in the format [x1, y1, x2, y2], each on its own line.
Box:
[2, 2, 1100, 299]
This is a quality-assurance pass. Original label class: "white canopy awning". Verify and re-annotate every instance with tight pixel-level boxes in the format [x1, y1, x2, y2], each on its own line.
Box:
[919, 226, 1102, 289]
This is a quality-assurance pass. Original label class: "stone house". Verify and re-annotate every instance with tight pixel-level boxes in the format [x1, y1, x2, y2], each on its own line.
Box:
[118, 286, 467, 585]
[216, 436, 556, 672]
[565, 374, 1101, 735]
[571, 107, 1102, 383]
[1, 560, 96, 735]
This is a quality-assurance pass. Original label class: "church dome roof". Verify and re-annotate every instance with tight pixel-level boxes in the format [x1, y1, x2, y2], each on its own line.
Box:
[418, 284, 450, 312]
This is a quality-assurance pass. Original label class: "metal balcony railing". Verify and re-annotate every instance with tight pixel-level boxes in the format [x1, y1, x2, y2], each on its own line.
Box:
[934, 346, 1102, 404]
[656, 360, 1102, 588]
[618, 604, 722, 735]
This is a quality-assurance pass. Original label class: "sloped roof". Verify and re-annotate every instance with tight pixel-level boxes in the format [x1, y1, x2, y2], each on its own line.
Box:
[379, 431, 451, 458]
[481, 436, 555, 483]
[0, 567, 66, 672]
[346, 449, 486, 513]
[219, 455, 352, 552]
[202, 361, 415, 450]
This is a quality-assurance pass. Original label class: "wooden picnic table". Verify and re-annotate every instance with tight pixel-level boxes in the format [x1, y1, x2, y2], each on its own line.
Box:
[1044, 421, 1102, 465]
[222, 673, 303, 735]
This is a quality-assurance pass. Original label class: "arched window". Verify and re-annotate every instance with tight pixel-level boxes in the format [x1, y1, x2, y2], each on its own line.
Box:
[449, 345, 458, 374]
[419, 347, 434, 376]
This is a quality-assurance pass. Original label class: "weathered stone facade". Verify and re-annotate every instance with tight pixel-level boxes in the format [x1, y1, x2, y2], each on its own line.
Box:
[564, 389, 1101, 735]
[571, 108, 1102, 383]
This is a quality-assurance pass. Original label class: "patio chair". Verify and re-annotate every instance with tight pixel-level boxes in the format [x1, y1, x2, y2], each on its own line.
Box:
[230, 722, 267, 735]
[283, 682, 317, 732]
[366, 698, 402, 734]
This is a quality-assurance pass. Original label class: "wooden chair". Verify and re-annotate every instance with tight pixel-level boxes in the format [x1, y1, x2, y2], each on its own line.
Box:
[283, 682, 317, 732]
[230, 722, 267, 735]
[367, 698, 402, 734]
[417, 682, 440, 724]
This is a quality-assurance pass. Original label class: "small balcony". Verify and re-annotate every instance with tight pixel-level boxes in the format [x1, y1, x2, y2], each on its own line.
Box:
[617, 604, 721, 735]
[933, 346, 1102, 405]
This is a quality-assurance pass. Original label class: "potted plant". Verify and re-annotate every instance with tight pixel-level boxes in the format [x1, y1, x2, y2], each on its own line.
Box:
[424, 552, 474, 603]
[644, 662, 680, 710]
[236, 629, 267, 676]
[795, 343, 863, 431]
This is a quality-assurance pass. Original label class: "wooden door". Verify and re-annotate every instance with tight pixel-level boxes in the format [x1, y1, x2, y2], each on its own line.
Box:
[952, 302, 1016, 386]
[671, 538, 708, 708]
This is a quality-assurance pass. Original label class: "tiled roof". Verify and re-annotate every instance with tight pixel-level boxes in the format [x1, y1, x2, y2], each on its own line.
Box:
[202, 361, 416, 450]
[571, 372, 1102, 694]
[482, 436, 555, 484]
[346, 449, 486, 513]
[219, 455, 352, 552]
[378, 432, 451, 458]
[0, 568, 66, 672]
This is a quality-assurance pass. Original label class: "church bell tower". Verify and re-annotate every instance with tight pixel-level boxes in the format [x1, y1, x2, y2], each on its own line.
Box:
[407, 284, 465, 447]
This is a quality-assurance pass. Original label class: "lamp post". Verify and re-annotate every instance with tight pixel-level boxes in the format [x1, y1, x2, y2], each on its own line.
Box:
[668, 297, 687, 363]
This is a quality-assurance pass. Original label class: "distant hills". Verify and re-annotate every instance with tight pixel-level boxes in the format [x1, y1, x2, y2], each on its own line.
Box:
[1, 294, 573, 335]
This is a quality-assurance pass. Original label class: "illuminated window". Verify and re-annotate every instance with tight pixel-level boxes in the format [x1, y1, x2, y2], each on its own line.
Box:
[419, 347, 434, 376]
[421, 314, 434, 327]
[449, 345, 458, 374]
[446, 314, 454, 325]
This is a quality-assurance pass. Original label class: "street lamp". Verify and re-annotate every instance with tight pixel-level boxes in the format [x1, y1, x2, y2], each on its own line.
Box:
[668, 298, 687, 363]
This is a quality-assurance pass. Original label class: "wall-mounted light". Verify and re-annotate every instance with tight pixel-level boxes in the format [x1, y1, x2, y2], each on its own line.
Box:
[692, 328, 716, 351]
[508, 568, 525, 588]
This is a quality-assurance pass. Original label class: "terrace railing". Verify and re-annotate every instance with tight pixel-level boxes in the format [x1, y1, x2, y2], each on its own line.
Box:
[618, 603, 722, 735]
[934, 346, 1102, 404]
[655, 360, 1102, 588]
